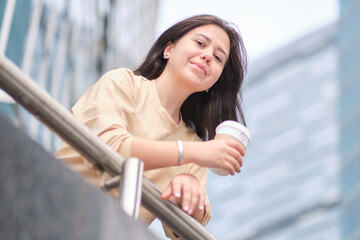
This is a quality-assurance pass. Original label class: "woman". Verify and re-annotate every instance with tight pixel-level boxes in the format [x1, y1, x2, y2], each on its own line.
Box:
[55, 14, 248, 239]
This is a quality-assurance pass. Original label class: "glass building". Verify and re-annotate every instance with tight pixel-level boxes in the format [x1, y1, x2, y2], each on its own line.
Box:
[338, 0, 360, 239]
[206, 22, 341, 240]
[0, 0, 158, 151]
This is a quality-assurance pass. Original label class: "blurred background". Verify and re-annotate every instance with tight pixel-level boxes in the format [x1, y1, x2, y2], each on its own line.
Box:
[0, 0, 359, 239]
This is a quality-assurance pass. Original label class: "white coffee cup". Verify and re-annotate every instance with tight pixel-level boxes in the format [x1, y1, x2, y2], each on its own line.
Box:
[210, 120, 251, 176]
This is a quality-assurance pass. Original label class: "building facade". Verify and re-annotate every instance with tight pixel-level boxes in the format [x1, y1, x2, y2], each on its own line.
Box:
[0, 0, 158, 151]
[206, 22, 341, 240]
[338, 0, 360, 239]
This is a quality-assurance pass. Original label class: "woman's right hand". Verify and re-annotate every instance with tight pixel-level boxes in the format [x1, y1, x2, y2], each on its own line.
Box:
[184, 139, 245, 175]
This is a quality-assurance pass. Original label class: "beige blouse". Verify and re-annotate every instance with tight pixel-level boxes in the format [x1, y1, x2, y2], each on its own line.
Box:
[54, 68, 211, 238]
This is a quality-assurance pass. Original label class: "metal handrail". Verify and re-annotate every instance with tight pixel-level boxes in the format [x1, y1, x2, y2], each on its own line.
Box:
[0, 55, 217, 240]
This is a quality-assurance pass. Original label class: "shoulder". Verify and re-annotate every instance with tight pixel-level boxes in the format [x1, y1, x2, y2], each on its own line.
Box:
[93, 68, 156, 106]
[100, 68, 142, 86]
[103, 67, 135, 78]
[96, 68, 150, 95]
[101, 68, 152, 92]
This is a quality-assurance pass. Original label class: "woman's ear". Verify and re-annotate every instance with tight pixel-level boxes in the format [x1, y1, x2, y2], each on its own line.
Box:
[163, 41, 174, 59]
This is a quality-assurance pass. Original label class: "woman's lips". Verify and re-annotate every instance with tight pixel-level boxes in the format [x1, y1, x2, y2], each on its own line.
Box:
[191, 62, 207, 76]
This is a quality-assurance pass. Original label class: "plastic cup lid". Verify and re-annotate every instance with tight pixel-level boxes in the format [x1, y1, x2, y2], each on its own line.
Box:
[216, 120, 251, 143]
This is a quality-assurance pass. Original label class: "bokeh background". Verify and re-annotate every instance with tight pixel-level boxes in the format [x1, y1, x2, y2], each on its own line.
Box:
[1, 0, 359, 239]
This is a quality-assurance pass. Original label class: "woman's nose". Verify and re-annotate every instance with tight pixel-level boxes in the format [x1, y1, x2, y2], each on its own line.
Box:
[201, 52, 212, 63]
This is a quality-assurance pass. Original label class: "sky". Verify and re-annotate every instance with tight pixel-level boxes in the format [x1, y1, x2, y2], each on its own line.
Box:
[156, 0, 339, 62]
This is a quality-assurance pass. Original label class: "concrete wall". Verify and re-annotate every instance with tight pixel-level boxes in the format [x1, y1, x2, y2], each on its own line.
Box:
[0, 113, 158, 240]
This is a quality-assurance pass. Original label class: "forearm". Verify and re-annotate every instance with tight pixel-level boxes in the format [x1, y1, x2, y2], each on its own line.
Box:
[131, 137, 244, 173]
[131, 137, 180, 170]
[133, 138, 212, 225]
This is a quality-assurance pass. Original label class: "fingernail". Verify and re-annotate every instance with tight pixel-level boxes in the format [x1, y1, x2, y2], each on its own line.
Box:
[175, 192, 181, 198]
[183, 206, 189, 212]
[188, 209, 193, 215]
[199, 205, 204, 210]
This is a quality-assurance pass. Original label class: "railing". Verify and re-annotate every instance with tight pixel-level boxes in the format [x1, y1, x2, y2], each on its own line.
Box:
[0, 54, 217, 239]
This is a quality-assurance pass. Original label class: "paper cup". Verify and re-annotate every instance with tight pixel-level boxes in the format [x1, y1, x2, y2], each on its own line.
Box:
[210, 120, 251, 176]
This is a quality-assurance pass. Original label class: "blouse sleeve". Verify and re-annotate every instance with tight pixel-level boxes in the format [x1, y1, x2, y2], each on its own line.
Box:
[68, 68, 138, 165]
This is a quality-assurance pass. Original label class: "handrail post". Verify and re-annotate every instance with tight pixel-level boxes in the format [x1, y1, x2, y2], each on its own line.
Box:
[119, 157, 143, 220]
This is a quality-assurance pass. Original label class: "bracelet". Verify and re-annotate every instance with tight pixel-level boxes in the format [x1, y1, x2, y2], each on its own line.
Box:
[177, 140, 183, 166]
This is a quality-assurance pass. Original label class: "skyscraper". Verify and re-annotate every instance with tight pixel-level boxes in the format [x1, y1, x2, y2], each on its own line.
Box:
[0, 0, 158, 151]
[338, 0, 360, 239]
[206, 22, 341, 240]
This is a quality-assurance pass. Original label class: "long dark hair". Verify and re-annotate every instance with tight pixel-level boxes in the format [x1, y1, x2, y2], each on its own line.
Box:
[134, 15, 247, 140]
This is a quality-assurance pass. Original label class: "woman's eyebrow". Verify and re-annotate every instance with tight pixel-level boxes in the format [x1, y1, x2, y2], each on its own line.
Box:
[195, 33, 228, 58]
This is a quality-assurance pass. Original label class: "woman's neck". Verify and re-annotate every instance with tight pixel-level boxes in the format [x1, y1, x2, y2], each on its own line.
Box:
[155, 71, 190, 124]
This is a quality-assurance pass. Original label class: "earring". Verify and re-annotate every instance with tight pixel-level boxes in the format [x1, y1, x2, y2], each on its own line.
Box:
[163, 54, 168, 59]
[206, 89, 209, 93]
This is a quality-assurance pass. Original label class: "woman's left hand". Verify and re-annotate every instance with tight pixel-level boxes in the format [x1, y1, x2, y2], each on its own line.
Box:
[161, 173, 205, 217]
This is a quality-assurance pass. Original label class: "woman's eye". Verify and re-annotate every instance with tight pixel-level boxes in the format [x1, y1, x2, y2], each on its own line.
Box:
[196, 41, 205, 47]
[215, 55, 222, 63]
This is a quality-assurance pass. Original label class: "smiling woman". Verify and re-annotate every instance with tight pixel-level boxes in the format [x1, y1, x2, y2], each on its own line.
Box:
[136, 15, 248, 139]
[160, 24, 230, 96]
[54, 14, 248, 239]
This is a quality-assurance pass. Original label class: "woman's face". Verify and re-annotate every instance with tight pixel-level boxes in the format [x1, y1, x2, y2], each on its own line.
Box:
[164, 24, 230, 93]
